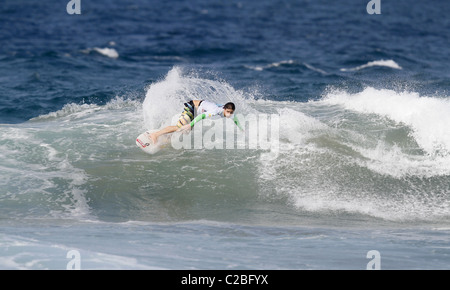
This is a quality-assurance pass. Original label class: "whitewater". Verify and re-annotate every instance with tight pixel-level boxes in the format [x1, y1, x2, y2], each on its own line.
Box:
[1, 67, 449, 269]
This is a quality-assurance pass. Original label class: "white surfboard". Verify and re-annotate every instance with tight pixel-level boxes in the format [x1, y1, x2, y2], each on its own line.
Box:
[136, 130, 171, 154]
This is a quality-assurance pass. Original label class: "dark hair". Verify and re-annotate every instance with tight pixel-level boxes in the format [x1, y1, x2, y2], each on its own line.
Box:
[223, 102, 235, 111]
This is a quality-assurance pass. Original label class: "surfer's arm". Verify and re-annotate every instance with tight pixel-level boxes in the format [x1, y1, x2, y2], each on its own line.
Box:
[189, 113, 244, 131]
[189, 113, 214, 127]
[177, 114, 209, 134]
[233, 115, 244, 131]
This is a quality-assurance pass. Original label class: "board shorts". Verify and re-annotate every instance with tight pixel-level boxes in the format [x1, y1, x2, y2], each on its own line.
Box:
[176, 100, 203, 128]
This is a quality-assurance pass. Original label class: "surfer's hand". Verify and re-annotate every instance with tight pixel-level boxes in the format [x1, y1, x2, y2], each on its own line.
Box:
[179, 124, 192, 134]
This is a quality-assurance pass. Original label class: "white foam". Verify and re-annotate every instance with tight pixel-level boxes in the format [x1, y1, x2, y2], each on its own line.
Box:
[277, 107, 328, 144]
[93, 47, 119, 59]
[258, 142, 450, 221]
[246, 60, 328, 75]
[32, 96, 141, 122]
[340, 59, 402, 71]
[81, 47, 119, 59]
[256, 88, 450, 221]
[246, 60, 295, 71]
[354, 141, 450, 178]
[303, 63, 328, 75]
[322, 87, 450, 158]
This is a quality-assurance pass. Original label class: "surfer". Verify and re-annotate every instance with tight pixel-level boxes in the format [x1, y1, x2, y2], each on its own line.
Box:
[149, 100, 243, 143]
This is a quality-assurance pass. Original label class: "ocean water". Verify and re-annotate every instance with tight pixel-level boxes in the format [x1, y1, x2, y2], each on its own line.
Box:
[1, 0, 449, 270]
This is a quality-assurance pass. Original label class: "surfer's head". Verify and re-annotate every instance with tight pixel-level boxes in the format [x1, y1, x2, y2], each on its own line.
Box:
[223, 102, 235, 118]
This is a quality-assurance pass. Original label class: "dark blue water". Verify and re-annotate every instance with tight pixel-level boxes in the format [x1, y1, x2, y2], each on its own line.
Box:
[1, 0, 449, 269]
[2, 0, 449, 123]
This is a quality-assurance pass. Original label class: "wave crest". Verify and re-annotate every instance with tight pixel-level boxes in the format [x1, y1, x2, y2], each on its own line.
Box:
[340, 59, 402, 72]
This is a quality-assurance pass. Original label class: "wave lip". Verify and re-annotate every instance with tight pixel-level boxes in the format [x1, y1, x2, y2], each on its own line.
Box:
[245, 60, 295, 71]
[93, 47, 119, 59]
[81, 47, 119, 59]
[322, 87, 450, 159]
[340, 59, 402, 72]
[245, 60, 328, 75]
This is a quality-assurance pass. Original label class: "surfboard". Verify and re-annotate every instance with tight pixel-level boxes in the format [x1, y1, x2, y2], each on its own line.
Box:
[136, 130, 171, 154]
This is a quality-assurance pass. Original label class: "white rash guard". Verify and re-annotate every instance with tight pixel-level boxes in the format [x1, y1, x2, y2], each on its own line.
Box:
[196, 100, 224, 117]
[188, 100, 243, 131]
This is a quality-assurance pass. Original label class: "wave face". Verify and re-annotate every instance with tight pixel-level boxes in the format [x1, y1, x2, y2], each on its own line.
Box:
[1, 68, 449, 226]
